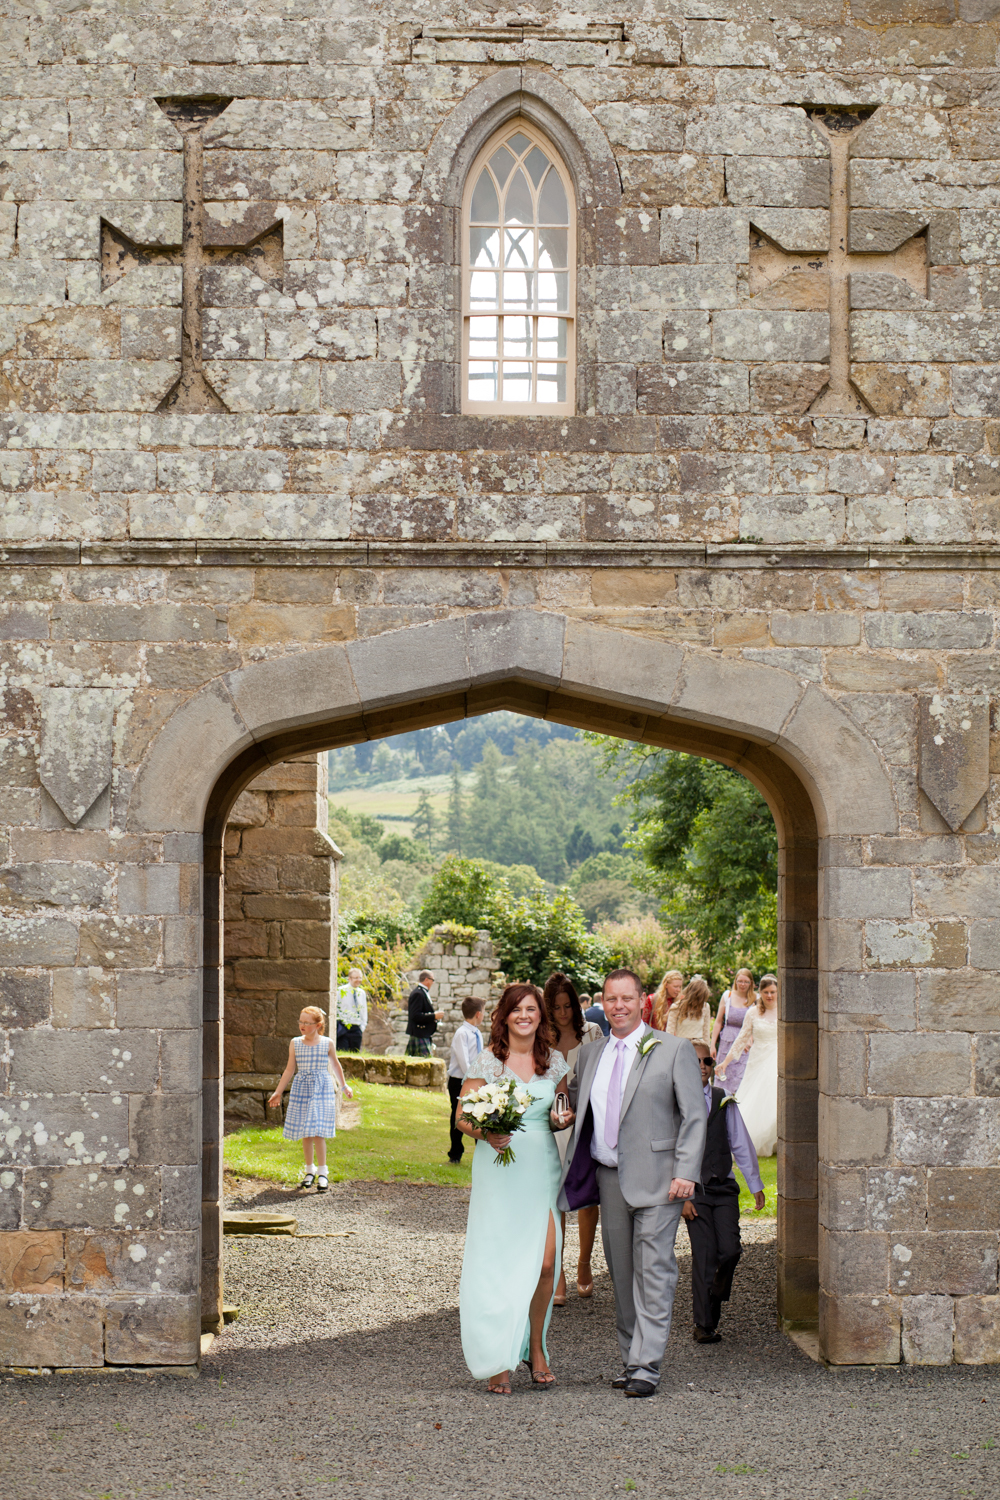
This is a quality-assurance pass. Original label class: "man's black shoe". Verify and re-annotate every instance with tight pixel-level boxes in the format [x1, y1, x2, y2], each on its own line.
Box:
[623, 1378, 656, 1398]
[611, 1372, 630, 1389]
[693, 1326, 722, 1344]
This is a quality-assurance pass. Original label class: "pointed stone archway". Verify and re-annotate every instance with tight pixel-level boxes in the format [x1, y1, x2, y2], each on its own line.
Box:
[128, 611, 898, 1360]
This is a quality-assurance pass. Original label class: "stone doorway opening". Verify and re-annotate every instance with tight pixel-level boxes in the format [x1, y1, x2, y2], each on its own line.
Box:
[197, 660, 820, 1349]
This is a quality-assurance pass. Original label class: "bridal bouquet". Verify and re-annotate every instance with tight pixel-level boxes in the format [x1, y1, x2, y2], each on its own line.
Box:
[461, 1076, 534, 1166]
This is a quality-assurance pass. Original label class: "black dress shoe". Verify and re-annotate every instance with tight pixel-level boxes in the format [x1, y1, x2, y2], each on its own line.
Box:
[611, 1372, 630, 1389]
[624, 1378, 656, 1398]
[693, 1326, 722, 1344]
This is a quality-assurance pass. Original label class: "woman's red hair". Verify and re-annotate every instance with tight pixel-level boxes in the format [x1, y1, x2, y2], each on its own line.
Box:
[490, 983, 552, 1075]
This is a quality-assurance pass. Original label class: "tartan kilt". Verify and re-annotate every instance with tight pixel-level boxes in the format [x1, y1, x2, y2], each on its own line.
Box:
[406, 1036, 433, 1057]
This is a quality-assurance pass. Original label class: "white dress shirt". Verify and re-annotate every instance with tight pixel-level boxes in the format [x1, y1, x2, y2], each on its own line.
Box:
[337, 984, 368, 1032]
[449, 1020, 483, 1079]
[589, 1022, 645, 1169]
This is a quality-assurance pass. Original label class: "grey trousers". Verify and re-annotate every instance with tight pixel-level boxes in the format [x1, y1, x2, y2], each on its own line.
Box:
[597, 1164, 684, 1387]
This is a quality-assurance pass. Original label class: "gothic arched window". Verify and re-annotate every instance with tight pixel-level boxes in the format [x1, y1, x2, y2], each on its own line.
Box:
[462, 121, 575, 414]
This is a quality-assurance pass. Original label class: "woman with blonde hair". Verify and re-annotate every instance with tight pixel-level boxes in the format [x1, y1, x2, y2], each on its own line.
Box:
[651, 969, 684, 1030]
[711, 968, 756, 1080]
[664, 976, 713, 1047]
[268, 1006, 353, 1192]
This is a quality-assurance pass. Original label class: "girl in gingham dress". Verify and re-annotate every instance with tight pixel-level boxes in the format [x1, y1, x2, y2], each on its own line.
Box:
[268, 1006, 354, 1191]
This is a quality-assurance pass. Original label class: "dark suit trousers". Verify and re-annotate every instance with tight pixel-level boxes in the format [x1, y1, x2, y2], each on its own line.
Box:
[447, 1076, 464, 1161]
[684, 1179, 742, 1332]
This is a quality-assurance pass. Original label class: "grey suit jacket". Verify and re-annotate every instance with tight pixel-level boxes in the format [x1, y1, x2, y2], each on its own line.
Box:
[557, 1027, 707, 1210]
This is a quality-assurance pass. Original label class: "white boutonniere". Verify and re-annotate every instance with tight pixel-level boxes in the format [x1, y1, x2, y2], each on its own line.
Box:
[636, 1031, 661, 1059]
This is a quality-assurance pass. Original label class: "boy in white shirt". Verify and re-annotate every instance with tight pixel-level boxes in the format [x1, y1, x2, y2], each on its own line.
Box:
[447, 996, 485, 1164]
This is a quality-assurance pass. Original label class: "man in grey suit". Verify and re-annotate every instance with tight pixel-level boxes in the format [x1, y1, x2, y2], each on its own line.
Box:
[555, 968, 706, 1397]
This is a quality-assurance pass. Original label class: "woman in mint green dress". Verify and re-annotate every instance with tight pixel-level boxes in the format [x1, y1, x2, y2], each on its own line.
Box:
[457, 982, 570, 1395]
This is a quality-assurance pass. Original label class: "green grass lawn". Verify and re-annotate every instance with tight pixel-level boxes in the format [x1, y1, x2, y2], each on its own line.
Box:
[224, 1082, 778, 1214]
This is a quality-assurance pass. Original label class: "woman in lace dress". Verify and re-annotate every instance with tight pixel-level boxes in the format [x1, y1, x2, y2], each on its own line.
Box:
[710, 968, 757, 1084]
[716, 973, 778, 1157]
[457, 982, 569, 1394]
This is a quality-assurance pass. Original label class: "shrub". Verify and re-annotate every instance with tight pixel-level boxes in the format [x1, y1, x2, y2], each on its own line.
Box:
[594, 916, 685, 988]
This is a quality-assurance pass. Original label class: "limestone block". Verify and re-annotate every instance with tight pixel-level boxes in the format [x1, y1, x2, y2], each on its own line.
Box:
[65, 1229, 198, 1295]
[869, 1032, 972, 1098]
[630, 265, 736, 311]
[865, 919, 966, 969]
[0, 972, 49, 1028]
[920, 971, 1000, 1033]
[851, 363, 950, 418]
[726, 157, 830, 207]
[0, 1294, 104, 1368]
[749, 208, 830, 253]
[0, 1231, 64, 1293]
[771, 612, 860, 647]
[951, 366, 1000, 419]
[0, 1093, 128, 1167]
[561, 619, 682, 713]
[637, 361, 749, 415]
[10, 1031, 157, 1095]
[225, 644, 358, 740]
[820, 1229, 889, 1296]
[917, 693, 990, 834]
[739, 492, 845, 545]
[77, 916, 160, 969]
[895, 1098, 995, 1168]
[685, 102, 824, 157]
[127, 681, 256, 834]
[466, 610, 564, 689]
[824, 868, 912, 921]
[659, 205, 698, 263]
[867, 1167, 927, 1232]
[129, 1095, 200, 1168]
[714, 310, 829, 362]
[819, 1096, 891, 1166]
[37, 687, 114, 827]
[671, 651, 799, 741]
[820, 1292, 900, 1364]
[975, 1035, 1000, 1096]
[751, 364, 829, 414]
[892, 1232, 998, 1297]
[104, 1293, 200, 1366]
[819, 1165, 867, 1231]
[901, 1294, 954, 1365]
[928, 1168, 1000, 1232]
[0, 1173, 20, 1231]
[160, 1165, 201, 1231]
[347, 617, 469, 710]
[818, 1031, 865, 1098]
[953, 1295, 1000, 1364]
[22, 1166, 160, 1232]
[913, 867, 1000, 921]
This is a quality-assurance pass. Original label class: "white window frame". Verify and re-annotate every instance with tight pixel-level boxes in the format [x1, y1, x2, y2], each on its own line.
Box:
[461, 118, 576, 417]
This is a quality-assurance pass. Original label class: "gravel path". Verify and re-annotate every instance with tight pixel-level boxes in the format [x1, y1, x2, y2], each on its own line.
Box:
[2, 1177, 998, 1500]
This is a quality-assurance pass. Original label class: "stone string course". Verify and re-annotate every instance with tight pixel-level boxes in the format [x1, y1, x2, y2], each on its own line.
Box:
[2, 0, 1000, 1369]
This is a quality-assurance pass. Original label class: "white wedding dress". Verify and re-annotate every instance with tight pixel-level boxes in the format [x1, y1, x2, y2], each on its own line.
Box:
[720, 1006, 777, 1157]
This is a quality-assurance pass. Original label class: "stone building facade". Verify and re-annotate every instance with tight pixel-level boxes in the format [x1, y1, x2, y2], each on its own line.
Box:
[2, 1, 1000, 1370]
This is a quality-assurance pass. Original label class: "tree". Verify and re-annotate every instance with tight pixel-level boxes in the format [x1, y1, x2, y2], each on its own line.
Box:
[378, 831, 425, 865]
[588, 737, 778, 984]
[411, 789, 436, 850]
[446, 763, 464, 854]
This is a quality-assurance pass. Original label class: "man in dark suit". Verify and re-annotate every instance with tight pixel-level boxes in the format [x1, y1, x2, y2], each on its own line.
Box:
[682, 1042, 765, 1344]
[406, 969, 443, 1056]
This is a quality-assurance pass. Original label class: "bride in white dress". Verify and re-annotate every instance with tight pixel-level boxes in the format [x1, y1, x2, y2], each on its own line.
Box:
[716, 973, 778, 1157]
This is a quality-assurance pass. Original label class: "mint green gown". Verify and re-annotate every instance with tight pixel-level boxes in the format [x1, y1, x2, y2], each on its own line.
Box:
[459, 1049, 570, 1380]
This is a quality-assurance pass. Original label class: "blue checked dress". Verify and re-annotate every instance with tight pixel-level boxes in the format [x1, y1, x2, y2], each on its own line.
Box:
[282, 1036, 338, 1140]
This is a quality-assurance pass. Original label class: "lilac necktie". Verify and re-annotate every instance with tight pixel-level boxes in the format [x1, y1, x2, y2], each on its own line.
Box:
[604, 1038, 626, 1151]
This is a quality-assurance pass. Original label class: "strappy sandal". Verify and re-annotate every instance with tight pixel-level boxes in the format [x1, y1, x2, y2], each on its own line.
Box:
[487, 1377, 511, 1396]
[523, 1359, 556, 1387]
[316, 1173, 329, 1192]
[299, 1172, 316, 1190]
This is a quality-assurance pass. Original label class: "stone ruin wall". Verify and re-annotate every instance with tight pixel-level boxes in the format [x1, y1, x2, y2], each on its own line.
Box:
[1, 0, 1000, 1370]
[390, 926, 502, 1056]
[222, 753, 339, 1125]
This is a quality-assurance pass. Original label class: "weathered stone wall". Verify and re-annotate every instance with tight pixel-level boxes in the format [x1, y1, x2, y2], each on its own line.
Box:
[2, 0, 1000, 1370]
[223, 754, 339, 1081]
[389, 926, 501, 1055]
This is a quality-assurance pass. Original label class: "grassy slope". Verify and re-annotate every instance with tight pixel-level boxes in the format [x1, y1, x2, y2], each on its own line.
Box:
[224, 1081, 778, 1214]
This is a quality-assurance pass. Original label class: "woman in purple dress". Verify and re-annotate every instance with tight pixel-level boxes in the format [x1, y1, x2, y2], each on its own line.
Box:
[710, 969, 756, 1089]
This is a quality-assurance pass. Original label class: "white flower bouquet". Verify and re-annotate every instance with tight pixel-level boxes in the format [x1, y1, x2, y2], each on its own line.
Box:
[460, 1076, 534, 1166]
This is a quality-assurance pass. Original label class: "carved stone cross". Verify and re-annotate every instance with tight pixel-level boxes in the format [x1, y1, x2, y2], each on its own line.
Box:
[748, 107, 929, 416]
[100, 96, 285, 413]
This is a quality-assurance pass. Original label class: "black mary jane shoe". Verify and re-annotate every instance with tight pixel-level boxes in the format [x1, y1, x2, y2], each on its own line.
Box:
[316, 1173, 329, 1192]
[299, 1172, 316, 1190]
[624, 1378, 657, 1399]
